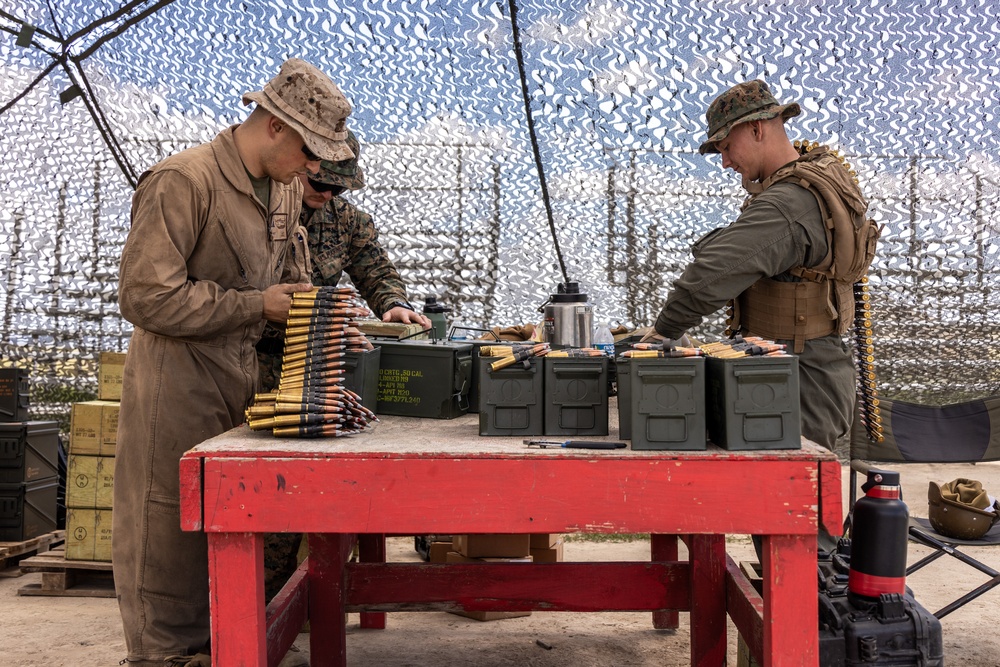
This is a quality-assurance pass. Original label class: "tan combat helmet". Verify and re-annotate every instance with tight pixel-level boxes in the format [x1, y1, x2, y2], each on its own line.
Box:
[928, 478, 1000, 540]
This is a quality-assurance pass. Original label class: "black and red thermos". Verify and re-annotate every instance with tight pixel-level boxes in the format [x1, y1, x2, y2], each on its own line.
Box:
[848, 468, 909, 599]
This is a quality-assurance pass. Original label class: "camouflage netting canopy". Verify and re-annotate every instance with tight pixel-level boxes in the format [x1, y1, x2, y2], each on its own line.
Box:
[1, 0, 998, 426]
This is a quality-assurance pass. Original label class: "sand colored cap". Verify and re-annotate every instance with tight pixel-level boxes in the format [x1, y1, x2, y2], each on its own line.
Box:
[699, 80, 801, 154]
[243, 58, 354, 161]
[310, 130, 366, 191]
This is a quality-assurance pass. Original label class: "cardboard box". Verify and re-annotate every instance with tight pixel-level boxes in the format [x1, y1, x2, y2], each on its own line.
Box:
[452, 534, 531, 558]
[65, 508, 113, 561]
[69, 401, 119, 456]
[65, 455, 115, 509]
[529, 533, 559, 549]
[448, 610, 532, 622]
[428, 540, 453, 564]
[445, 552, 533, 564]
[444, 551, 533, 621]
[530, 540, 564, 563]
[98, 352, 127, 401]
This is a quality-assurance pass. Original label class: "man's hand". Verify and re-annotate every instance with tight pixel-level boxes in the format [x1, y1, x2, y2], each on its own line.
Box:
[638, 326, 693, 348]
[382, 306, 432, 329]
[262, 282, 313, 323]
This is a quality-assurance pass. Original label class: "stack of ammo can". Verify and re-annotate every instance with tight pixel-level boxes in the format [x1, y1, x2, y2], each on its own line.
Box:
[247, 286, 378, 437]
[0, 368, 60, 544]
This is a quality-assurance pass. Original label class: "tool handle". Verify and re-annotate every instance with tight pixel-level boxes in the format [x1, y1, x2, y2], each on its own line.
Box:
[564, 441, 627, 449]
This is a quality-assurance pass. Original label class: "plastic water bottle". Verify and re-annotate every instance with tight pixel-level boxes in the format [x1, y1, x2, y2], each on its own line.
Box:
[422, 296, 451, 340]
[593, 322, 615, 356]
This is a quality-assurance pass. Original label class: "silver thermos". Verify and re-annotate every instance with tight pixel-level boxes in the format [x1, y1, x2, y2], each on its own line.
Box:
[540, 281, 593, 349]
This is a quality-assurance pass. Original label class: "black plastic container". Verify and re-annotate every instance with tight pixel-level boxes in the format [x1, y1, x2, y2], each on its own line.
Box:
[0, 421, 60, 484]
[819, 540, 943, 666]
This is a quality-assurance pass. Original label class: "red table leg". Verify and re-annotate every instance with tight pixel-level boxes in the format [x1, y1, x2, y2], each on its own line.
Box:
[208, 532, 266, 666]
[358, 534, 387, 629]
[688, 534, 727, 667]
[309, 534, 354, 667]
[763, 534, 818, 666]
[651, 534, 679, 630]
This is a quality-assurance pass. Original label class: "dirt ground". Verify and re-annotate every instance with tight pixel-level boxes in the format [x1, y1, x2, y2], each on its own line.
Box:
[2, 462, 1000, 666]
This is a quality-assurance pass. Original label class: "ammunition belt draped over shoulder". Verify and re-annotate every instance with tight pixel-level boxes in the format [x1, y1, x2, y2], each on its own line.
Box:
[733, 146, 879, 353]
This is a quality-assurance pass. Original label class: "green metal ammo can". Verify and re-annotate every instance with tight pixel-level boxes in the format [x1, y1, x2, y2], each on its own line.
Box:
[705, 355, 801, 450]
[373, 340, 473, 419]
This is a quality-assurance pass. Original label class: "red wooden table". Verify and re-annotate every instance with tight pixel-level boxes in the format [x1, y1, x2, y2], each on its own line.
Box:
[179, 411, 841, 666]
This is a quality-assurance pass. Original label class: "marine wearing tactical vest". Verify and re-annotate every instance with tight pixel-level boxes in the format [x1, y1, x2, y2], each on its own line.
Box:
[652, 80, 878, 451]
[733, 142, 879, 353]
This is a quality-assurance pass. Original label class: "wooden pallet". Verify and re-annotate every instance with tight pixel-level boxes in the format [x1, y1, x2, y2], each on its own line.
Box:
[0, 530, 66, 577]
[17, 544, 115, 597]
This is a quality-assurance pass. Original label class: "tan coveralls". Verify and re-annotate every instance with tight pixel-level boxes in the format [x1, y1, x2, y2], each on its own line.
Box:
[113, 126, 305, 664]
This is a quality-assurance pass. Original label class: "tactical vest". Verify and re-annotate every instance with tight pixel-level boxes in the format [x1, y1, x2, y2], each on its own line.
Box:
[730, 146, 880, 352]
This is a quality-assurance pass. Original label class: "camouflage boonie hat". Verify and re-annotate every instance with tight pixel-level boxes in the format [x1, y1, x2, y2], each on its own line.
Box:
[243, 58, 354, 162]
[699, 80, 801, 154]
[310, 130, 366, 191]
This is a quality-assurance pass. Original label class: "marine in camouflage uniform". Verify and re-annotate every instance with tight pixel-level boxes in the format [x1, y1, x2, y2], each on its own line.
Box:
[257, 131, 428, 601]
[653, 81, 858, 452]
[256, 130, 424, 392]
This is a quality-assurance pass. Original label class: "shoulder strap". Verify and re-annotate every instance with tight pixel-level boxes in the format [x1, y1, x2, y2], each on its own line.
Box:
[751, 146, 878, 284]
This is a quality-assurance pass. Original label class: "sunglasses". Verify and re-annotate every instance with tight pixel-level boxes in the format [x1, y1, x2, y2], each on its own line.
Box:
[301, 144, 321, 162]
[307, 178, 344, 194]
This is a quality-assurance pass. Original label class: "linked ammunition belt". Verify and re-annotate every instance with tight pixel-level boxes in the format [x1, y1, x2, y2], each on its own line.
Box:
[480, 343, 613, 370]
[854, 277, 883, 443]
[620, 335, 789, 359]
[246, 286, 379, 438]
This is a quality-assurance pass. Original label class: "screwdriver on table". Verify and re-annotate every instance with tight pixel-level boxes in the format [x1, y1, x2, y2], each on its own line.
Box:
[524, 439, 628, 449]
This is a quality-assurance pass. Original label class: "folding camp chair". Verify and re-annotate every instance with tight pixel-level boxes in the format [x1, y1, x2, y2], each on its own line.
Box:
[848, 395, 1000, 618]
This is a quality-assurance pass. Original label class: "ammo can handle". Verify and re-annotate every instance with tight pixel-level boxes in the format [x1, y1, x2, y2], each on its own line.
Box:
[732, 368, 792, 378]
[550, 363, 603, 375]
[636, 367, 697, 378]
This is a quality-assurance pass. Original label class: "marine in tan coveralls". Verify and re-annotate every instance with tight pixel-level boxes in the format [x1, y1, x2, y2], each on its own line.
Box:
[113, 59, 353, 667]
[652, 80, 865, 451]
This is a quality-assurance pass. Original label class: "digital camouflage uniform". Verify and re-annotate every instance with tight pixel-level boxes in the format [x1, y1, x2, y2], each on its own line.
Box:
[258, 139, 411, 600]
[258, 199, 409, 386]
